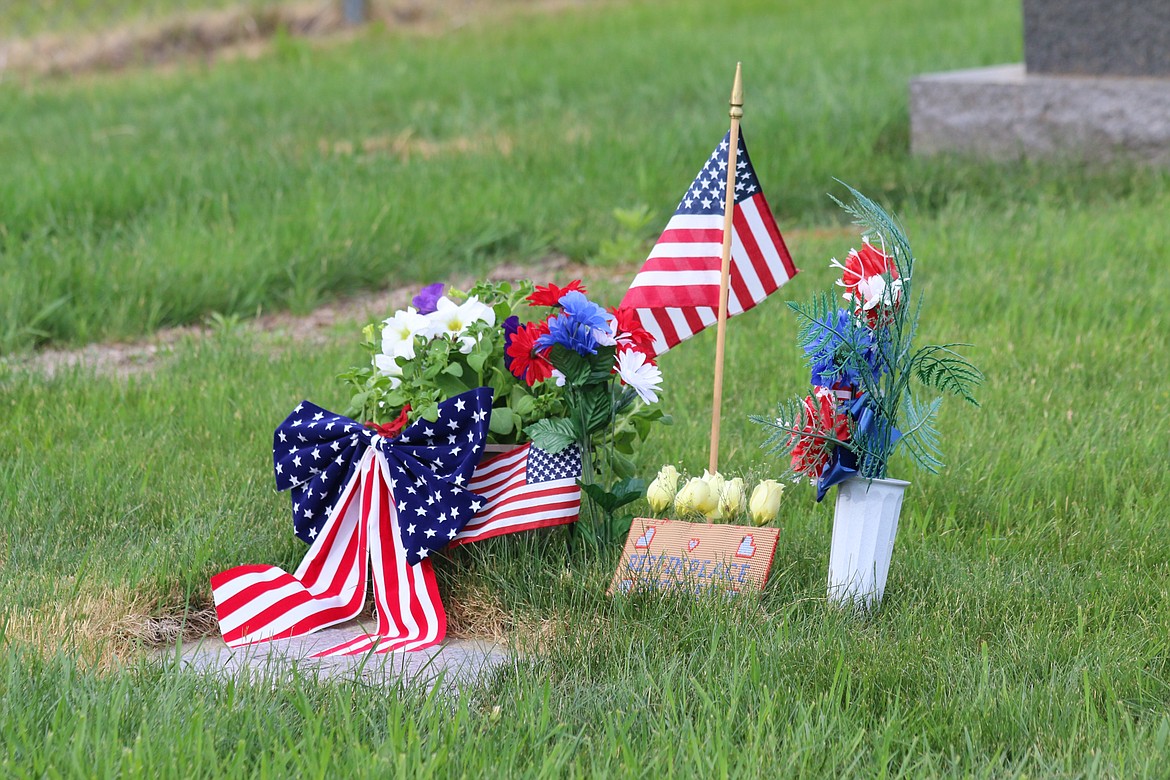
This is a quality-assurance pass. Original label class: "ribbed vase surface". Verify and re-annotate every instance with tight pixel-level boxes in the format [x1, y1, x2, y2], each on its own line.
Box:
[828, 476, 909, 609]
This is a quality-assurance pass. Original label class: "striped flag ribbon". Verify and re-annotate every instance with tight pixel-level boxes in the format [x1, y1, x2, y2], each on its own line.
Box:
[212, 448, 446, 655]
[620, 130, 798, 356]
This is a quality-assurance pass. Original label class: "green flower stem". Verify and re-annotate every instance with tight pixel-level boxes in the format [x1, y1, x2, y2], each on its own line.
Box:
[568, 384, 599, 532]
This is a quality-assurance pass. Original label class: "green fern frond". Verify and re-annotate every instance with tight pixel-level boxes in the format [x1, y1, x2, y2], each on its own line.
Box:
[786, 294, 886, 401]
[787, 292, 840, 354]
[830, 181, 914, 278]
[749, 398, 808, 459]
[913, 344, 984, 406]
[900, 395, 945, 473]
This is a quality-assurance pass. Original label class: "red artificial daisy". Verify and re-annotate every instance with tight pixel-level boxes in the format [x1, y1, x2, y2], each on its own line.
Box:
[505, 320, 554, 385]
[788, 389, 851, 480]
[610, 306, 656, 355]
[527, 279, 587, 307]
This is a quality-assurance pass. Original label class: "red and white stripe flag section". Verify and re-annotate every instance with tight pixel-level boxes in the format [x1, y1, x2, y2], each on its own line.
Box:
[211, 389, 581, 656]
[620, 130, 797, 356]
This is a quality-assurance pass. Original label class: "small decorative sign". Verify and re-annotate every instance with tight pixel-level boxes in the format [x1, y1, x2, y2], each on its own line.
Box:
[609, 517, 780, 596]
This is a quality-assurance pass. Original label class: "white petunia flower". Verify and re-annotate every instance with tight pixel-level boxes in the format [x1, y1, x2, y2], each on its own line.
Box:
[373, 352, 404, 389]
[380, 306, 429, 361]
[424, 295, 496, 340]
[615, 349, 662, 404]
[457, 334, 478, 354]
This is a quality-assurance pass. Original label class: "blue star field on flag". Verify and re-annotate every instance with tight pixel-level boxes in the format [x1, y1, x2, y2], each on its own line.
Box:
[272, 387, 493, 565]
[674, 130, 762, 217]
[525, 444, 582, 484]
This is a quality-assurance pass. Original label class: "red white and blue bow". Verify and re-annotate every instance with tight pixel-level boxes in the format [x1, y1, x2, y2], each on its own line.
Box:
[211, 388, 493, 656]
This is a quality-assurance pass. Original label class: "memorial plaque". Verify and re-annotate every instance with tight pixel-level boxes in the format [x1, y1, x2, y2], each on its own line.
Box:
[609, 518, 780, 597]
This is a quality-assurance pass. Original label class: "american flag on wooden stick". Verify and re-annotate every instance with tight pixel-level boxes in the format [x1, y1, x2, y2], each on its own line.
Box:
[620, 131, 797, 356]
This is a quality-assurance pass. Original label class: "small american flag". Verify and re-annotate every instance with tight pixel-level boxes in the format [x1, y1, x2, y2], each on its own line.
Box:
[620, 130, 797, 355]
[453, 443, 582, 545]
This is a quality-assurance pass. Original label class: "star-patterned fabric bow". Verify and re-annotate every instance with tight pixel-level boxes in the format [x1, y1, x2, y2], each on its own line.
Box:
[211, 388, 493, 656]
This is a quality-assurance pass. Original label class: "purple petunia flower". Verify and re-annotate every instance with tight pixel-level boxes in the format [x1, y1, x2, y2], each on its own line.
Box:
[502, 315, 521, 372]
[412, 283, 445, 315]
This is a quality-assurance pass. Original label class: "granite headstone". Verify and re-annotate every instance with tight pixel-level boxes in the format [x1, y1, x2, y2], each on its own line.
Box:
[1024, 0, 1170, 77]
[910, 0, 1170, 164]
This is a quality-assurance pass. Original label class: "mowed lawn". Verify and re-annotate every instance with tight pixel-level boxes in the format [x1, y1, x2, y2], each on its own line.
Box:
[4, 0, 1170, 776]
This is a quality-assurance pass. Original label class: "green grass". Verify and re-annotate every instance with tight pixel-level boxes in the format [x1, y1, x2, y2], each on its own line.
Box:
[11, 0, 1168, 353]
[4, 0, 1170, 775]
[0, 0, 949, 345]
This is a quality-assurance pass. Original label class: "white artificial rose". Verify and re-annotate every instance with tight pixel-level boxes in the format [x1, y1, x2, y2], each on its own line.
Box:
[701, 470, 727, 520]
[749, 480, 785, 526]
[646, 465, 680, 514]
[675, 477, 715, 517]
[719, 477, 746, 521]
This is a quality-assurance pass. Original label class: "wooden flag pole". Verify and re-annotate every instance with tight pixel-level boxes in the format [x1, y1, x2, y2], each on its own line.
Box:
[707, 62, 744, 489]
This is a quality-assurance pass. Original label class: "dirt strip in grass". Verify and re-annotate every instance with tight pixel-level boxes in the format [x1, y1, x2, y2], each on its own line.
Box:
[15, 254, 590, 380]
[0, 0, 600, 78]
[9, 222, 857, 379]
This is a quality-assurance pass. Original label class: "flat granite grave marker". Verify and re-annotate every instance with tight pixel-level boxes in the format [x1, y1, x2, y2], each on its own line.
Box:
[172, 620, 511, 691]
[911, 0, 1170, 164]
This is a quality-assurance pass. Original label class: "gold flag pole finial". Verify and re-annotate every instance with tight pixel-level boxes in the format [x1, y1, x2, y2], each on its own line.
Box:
[707, 62, 743, 501]
[729, 62, 744, 119]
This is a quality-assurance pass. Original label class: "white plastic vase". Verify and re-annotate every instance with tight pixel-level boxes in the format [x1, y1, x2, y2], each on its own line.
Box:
[827, 476, 910, 610]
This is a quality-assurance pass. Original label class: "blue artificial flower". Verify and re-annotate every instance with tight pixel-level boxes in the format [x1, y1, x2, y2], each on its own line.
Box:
[558, 291, 609, 331]
[535, 313, 599, 355]
[816, 447, 857, 502]
[806, 309, 882, 390]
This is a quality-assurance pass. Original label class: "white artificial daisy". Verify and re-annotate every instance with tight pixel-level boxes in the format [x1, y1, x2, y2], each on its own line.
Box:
[615, 349, 663, 404]
[852, 274, 903, 312]
[593, 313, 618, 347]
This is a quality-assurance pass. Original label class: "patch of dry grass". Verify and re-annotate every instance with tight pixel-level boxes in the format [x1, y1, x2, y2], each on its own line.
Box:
[3, 587, 218, 667]
[317, 129, 517, 161]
